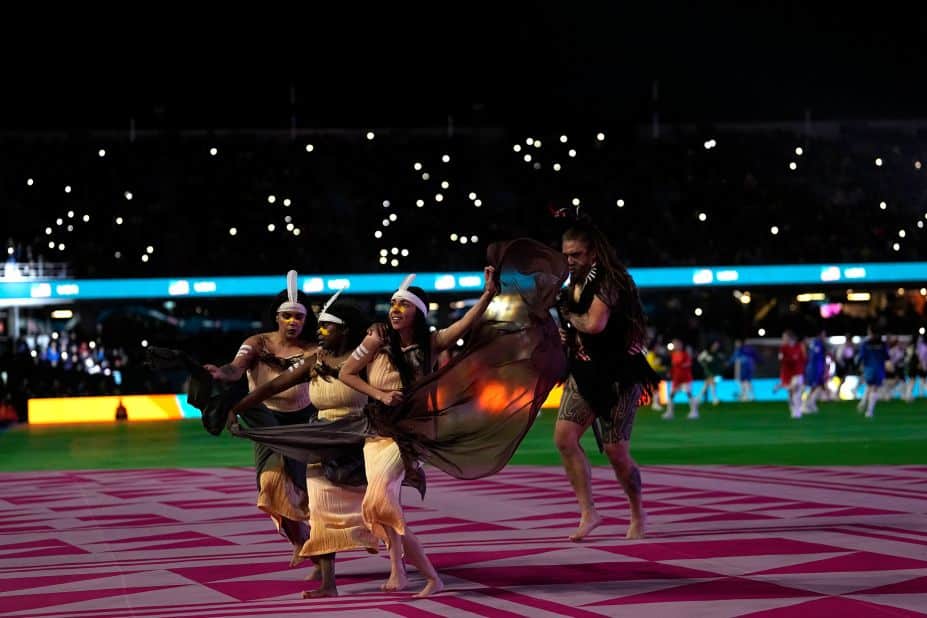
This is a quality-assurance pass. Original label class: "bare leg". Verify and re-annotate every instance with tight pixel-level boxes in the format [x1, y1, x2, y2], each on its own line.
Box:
[604, 441, 645, 539]
[399, 530, 444, 598]
[555, 419, 601, 541]
[380, 526, 408, 592]
[302, 554, 337, 598]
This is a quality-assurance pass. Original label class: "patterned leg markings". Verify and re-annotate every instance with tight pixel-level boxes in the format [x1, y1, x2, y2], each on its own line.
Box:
[1, 465, 926, 617]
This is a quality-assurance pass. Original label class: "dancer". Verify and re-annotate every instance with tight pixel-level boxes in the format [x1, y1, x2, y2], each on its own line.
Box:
[556, 221, 659, 541]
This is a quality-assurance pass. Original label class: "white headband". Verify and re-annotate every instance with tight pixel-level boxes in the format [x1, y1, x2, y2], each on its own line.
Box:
[277, 270, 307, 315]
[317, 289, 344, 325]
[391, 274, 428, 316]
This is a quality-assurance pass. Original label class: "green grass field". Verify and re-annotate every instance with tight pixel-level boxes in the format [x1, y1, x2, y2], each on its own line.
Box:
[1, 400, 925, 472]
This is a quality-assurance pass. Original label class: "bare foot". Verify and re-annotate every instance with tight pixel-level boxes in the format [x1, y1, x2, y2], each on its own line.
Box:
[413, 577, 444, 598]
[380, 570, 409, 592]
[290, 545, 306, 568]
[569, 513, 602, 542]
[625, 514, 647, 540]
[302, 586, 338, 598]
[304, 565, 321, 581]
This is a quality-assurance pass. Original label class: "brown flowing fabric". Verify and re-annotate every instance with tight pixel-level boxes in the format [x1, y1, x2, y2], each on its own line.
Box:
[232, 237, 568, 481]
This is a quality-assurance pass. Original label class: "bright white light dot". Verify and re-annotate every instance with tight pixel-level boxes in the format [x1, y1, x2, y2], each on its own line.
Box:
[596, 132, 605, 141]
[286, 223, 294, 231]
[267, 195, 276, 204]
[532, 140, 541, 149]
[893, 242, 901, 251]
[795, 147, 803, 156]
[572, 198, 581, 206]
[389, 213, 397, 221]
[413, 162, 422, 170]
[146, 245, 154, 254]
[513, 144, 522, 152]
[915, 161, 922, 170]
[450, 234, 459, 241]
[366, 131, 375, 140]
[526, 138, 534, 146]
[435, 193, 444, 202]
[380, 249, 388, 257]
[789, 162, 798, 170]
[390, 258, 399, 267]
[921, 327, 926, 335]
[48, 241, 55, 248]
[141, 340, 149, 348]
[460, 237, 468, 244]
[283, 198, 291, 207]
[422, 172, 430, 180]
[6, 247, 12, 255]
[416, 199, 424, 208]
[616, 199, 625, 207]
[401, 249, 409, 256]
[382, 219, 390, 226]
[553, 163, 562, 171]
[560, 135, 568, 143]
[293, 228, 301, 236]
[67, 224, 74, 232]
[523, 154, 532, 162]
[382, 200, 390, 208]
[27, 178, 34, 186]
[98, 148, 106, 157]
[209, 147, 218, 156]
[899, 229, 906, 238]
[116, 217, 123, 225]
[379, 257, 388, 265]
[758, 328, 766, 336]
[770, 226, 779, 235]
[229, 227, 237, 236]
[694, 307, 703, 316]
[374, 230, 383, 238]
[440, 181, 449, 189]
[456, 339, 465, 347]
[698, 212, 707, 222]
[918, 221, 925, 229]
[82, 214, 90, 222]
[875, 157, 883, 166]
[568, 149, 577, 158]
[124, 191, 133, 200]
[442, 154, 450, 163]
[391, 247, 399, 255]
[474, 199, 482, 207]
[114, 251, 121, 258]
[305, 144, 314, 152]
[880, 201, 887, 210]
[45, 227, 52, 234]
[141, 254, 149, 262]
[67, 210, 74, 218]
[64, 185, 72, 193]
[267, 223, 275, 231]
[56, 218, 63, 226]
[468, 192, 477, 200]
[470, 235, 478, 243]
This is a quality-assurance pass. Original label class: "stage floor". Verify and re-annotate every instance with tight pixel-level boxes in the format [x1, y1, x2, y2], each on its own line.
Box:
[2, 465, 926, 617]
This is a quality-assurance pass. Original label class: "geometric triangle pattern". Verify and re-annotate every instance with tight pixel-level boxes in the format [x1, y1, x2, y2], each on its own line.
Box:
[1, 464, 926, 617]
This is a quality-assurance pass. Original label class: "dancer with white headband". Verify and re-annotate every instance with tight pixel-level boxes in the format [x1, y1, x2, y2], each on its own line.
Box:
[200, 270, 319, 564]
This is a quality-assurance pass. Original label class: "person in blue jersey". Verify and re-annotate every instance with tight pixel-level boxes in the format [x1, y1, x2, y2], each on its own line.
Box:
[856, 326, 888, 418]
[731, 339, 758, 402]
[801, 329, 829, 414]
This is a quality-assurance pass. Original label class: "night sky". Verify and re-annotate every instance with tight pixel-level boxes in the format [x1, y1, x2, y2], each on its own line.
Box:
[3, 5, 925, 130]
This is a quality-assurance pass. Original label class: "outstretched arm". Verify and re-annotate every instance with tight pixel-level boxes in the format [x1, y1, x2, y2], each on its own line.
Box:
[205, 335, 260, 382]
[434, 266, 498, 352]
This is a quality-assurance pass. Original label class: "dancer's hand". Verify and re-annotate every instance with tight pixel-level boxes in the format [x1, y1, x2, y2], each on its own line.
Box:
[366, 322, 389, 343]
[482, 266, 499, 297]
[379, 390, 404, 406]
[559, 327, 568, 345]
[204, 364, 222, 379]
[225, 409, 238, 430]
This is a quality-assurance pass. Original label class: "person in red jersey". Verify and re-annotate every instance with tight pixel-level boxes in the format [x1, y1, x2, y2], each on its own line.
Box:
[779, 329, 807, 418]
[661, 338, 700, 420]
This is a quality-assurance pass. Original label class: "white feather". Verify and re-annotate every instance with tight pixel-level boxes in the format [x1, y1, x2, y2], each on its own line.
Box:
[322, 288, 343, 313]
[399, 273, 416, 291]
[286, 270, 298, 303]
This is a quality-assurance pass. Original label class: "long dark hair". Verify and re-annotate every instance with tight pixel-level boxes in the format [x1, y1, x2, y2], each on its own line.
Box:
[388, 285, 433, 389]
[325, 301, 369, 353]
[266, 289, 318, 344]
[562, 221, 647, 350]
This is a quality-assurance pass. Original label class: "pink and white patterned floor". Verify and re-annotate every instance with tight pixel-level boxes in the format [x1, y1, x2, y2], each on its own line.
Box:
[2, 465, 926, 617]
